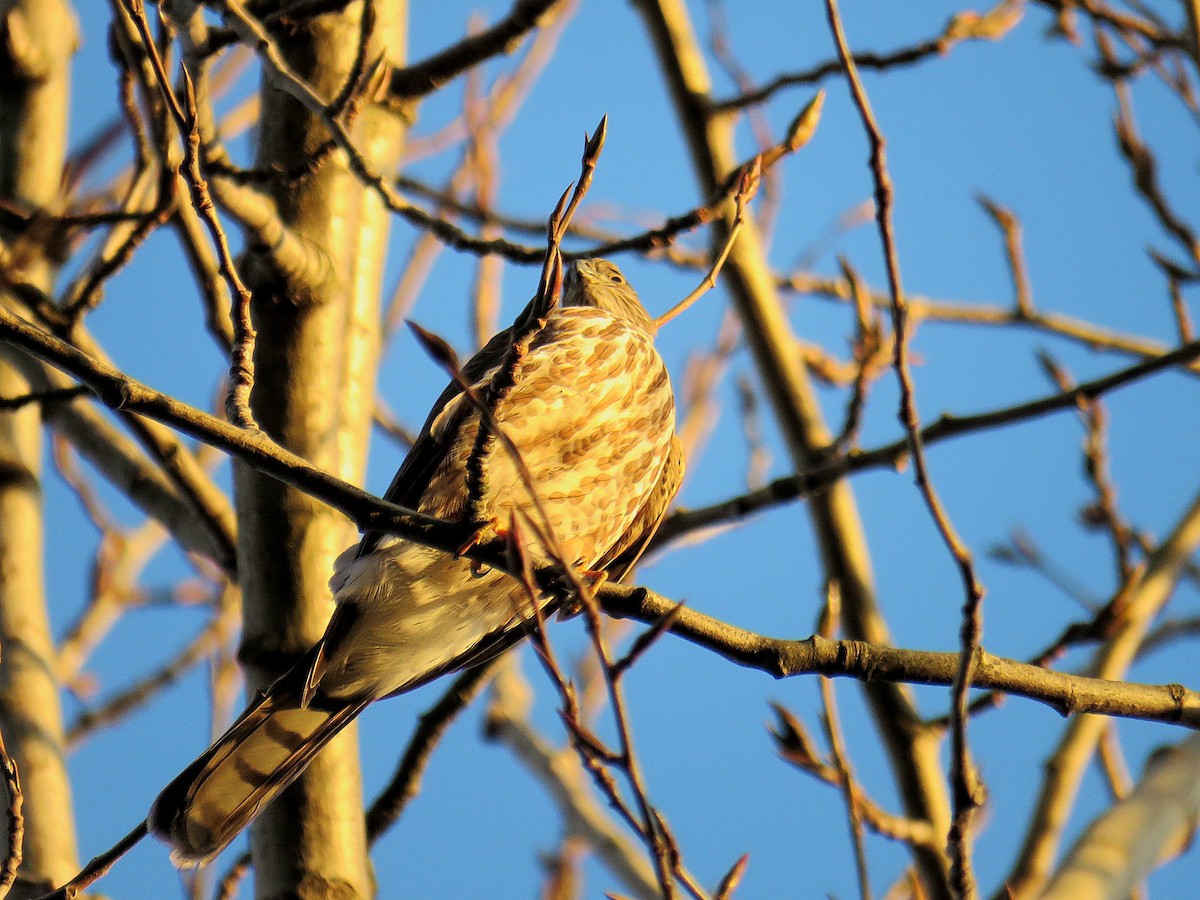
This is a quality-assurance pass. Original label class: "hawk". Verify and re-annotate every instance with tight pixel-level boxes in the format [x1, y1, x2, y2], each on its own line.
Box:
[148, 258, 685, 864]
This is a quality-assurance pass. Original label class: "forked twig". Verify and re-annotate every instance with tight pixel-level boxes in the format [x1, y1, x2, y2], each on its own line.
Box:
[654, 91, 822, 329]
[654, 157, 760, 329]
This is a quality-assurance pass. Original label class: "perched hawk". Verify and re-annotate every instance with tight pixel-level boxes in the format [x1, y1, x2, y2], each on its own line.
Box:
[149, 258, 685, 864]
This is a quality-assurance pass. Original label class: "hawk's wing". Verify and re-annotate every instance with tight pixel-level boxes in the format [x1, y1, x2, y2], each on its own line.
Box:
[313, 309, 532, 702]
[312, 307, 532, 700]
[383, 438, 683, 696]
[596, 433, 685, 582]
[318, 303, 675, 702]
[355, 299, 537, 558]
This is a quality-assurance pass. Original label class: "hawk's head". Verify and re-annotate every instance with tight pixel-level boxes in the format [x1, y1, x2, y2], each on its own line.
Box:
[563, 258, 656, 336]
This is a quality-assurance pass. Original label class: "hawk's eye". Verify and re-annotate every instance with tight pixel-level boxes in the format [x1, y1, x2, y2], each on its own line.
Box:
[609, 273, 624, 284]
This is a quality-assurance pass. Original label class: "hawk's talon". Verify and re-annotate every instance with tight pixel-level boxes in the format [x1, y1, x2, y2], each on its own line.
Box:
[455, 532, 482, 558]
[456, 519, 506, 557]
[458, 520, 511, 577]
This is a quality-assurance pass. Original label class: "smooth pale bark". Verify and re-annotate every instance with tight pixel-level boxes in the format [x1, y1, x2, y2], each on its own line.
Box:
[1002, 489, 1200, 899]
[231, 3, 407, 897]
[0, 0, 81, 893]
[1041, 734, 1200, 900]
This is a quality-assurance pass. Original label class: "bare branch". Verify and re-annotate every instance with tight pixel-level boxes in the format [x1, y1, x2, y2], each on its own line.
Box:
[0, 725, 23, 899]
[365, 661, 499, 844]
[712, 0, 1022, 114]
[598, 582, 1200, 730]
[1042, 734, 1200, 899]
[652, 334, 1200, 553]
[786, 270, 1200, 376]
[34, 822, 148, 900]
[484, 660, 661, 900]
[388, 0, 566, 101]
[1002, 486, 1200, 897]
[825, 6, 987, 889]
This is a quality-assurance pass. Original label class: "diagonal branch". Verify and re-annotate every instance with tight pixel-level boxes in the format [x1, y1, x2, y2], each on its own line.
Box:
[388, 0, 567, 101]
[712, 0, 1022, 115]
[1041, 733, 1200, 899]
[651, 333, 1200, 553]
[1000, 484, 1200, 898]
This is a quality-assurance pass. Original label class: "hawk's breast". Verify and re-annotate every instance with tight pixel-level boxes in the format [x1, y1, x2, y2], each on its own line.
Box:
[422, 306, 675, 568]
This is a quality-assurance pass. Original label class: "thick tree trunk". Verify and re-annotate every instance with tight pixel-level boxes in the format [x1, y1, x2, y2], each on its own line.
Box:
[231, 3, 408, 897]
[0, 0, 81, 894]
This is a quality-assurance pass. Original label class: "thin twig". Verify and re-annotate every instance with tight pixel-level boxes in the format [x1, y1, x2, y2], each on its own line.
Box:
[1038, 352, 1136, 582]
[825, 4, 987, 893]
[119, 0, 259, 428]
[485, 659, 662, 899]
[976, 195, 1034, 317]
[365, 661, 500, 843]
[1104, 31, 1200, 265]
[817, 584, 872, 900]
[214, 852, 250, 900]
[35, 822, 148, 900]
[654, 157, 761, 329]
[388, 0, 565, 100]
[712, 855, 749, 900]
[0, 726, 23, 898]
[771, 703, 940, 850]
[711, 0, 1023, 114]
[66, 592, 236, 748]
[0, 385, 90, 410]
[829, 256, 885, 452]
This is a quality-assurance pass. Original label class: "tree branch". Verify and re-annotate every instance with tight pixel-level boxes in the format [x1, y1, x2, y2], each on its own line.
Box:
[599, 584, 1200, 729]
[388, 0, 565, 101]
[0, 284, 1193, 742]
[652, 333, 1200, 553]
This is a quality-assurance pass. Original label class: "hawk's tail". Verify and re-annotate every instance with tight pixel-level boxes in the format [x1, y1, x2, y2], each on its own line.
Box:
[147, 683, 371, 866]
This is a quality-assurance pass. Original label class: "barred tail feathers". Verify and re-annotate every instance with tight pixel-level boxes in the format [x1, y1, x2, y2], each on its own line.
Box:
[147, 687, 370, 866]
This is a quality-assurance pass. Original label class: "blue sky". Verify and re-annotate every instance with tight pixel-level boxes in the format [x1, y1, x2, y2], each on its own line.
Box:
[47, 1, 1200, 897]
